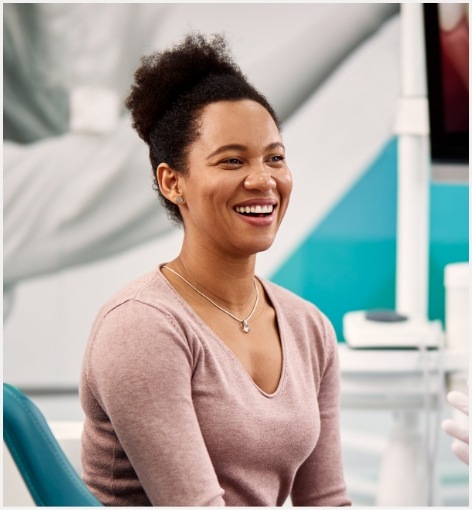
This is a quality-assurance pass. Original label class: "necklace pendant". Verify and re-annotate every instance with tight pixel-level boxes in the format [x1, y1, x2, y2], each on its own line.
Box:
[242, 320, 250, 334]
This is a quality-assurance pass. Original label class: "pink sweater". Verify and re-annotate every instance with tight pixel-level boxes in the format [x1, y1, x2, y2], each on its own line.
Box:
[80, 267, 351, 506]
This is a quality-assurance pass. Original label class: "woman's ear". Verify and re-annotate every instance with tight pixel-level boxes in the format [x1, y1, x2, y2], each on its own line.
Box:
[156, 163, 184, 203]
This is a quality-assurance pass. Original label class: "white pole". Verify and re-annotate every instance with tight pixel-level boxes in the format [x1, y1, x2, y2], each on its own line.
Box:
[395, 3, 430, 321]
[382, 5, 435, 506]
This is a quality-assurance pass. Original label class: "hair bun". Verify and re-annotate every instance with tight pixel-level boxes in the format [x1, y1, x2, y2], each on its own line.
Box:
[126, 32, 244, 144]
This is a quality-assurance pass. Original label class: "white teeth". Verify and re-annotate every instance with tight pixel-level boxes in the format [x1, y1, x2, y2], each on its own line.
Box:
[235, 205, 274, 214]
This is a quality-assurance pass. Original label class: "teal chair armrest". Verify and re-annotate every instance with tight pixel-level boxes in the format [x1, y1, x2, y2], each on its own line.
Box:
[3, 383, 102, 506]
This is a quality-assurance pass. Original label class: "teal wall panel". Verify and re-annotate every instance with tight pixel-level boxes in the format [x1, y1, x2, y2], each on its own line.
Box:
[429, 182, 469, 324]
[271, 138, 468, 341]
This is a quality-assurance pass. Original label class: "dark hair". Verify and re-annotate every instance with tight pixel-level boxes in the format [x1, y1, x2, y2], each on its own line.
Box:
[125, 32, 280, 225]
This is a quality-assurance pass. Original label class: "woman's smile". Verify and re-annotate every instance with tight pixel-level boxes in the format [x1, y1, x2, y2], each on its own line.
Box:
[233, 198, 278, 226]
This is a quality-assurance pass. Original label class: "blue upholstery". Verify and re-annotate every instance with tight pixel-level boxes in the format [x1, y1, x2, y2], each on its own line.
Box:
[3, 383, 102, 506]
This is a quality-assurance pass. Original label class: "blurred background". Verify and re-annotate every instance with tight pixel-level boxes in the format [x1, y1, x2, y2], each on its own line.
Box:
[3, 3, 469, 506]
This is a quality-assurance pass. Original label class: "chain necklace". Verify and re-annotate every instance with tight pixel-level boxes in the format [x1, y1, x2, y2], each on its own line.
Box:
[162, 265, 259, 333]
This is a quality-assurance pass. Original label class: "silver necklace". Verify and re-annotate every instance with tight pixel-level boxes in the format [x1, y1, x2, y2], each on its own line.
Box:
[162, 265, 259, 333]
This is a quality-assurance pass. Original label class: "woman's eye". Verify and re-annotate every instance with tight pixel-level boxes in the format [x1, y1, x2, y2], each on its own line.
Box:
[269, 155, 285, 163]
[222, 158, 242, 165]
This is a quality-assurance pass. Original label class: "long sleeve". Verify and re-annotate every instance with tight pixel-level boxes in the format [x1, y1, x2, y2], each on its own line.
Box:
[81, 299, 225, 506]
[290, 318, 351, 506]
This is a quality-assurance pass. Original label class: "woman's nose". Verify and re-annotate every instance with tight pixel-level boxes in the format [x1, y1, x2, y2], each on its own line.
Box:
[243, 164, 276, 191]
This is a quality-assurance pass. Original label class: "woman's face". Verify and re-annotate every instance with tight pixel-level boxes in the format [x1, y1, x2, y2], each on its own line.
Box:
[178, 99, 292, 258]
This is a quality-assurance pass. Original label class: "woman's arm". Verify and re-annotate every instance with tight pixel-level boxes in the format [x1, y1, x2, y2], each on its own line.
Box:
[290, 318, 351, 507]
[82, 299, 225, 506]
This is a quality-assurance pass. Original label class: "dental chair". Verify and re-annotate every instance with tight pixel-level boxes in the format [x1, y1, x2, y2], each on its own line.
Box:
[3, 383, 102, 506]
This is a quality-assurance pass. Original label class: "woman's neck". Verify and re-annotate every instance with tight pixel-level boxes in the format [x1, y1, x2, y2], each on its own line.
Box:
[168, 241, 258, 312]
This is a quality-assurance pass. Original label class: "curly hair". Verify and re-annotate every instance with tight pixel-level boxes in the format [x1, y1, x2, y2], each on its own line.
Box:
[125, 32, 280, 225]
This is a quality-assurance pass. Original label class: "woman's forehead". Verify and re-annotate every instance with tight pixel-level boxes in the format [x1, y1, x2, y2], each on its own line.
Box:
[195, 100, 282, 149]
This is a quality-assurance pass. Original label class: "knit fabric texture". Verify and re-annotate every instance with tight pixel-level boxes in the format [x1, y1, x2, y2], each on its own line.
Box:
[80, 267, 351, 506]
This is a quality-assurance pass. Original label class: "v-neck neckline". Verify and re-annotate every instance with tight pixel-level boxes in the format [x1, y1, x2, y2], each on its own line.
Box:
[157, 264, 286, 398]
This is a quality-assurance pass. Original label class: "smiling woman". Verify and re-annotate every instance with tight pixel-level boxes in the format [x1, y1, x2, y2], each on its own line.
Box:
[80, 32, 351, 507]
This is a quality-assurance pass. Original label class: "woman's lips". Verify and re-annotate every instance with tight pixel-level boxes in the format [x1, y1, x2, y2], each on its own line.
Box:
[233, 197, 278, 209]
[234, 203, 277, 226]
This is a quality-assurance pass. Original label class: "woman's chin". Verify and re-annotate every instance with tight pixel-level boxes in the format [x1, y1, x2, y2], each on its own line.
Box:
[235, 236, 277, 257]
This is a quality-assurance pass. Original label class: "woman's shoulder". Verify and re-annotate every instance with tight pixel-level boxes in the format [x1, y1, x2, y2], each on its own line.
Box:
[86, 267, 195, 359]
[94, 267, 181, 324]
[261, 278, 336, 346]
[261, 278, 325, 319]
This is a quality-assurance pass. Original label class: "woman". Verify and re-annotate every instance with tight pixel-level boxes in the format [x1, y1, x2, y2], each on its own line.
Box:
[80, 33, 351, 507]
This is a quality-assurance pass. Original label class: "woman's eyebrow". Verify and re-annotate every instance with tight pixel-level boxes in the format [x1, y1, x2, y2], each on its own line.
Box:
[206, 142, 285, 160]
[266, 142, 285, 152]
[206, 144, 247, 160]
